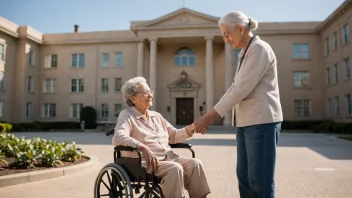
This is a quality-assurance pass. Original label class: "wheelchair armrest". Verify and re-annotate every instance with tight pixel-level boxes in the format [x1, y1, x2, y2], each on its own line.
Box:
[114, 145, 138, 152]
[169, 143, 195, 158]
[169, 143, 192, 148]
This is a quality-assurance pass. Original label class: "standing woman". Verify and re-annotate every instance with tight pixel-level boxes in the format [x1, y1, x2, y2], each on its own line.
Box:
[194, 11, 283, 198]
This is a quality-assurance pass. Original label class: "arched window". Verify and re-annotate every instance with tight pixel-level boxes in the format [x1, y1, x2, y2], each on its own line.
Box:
[174, 47, 195, 66]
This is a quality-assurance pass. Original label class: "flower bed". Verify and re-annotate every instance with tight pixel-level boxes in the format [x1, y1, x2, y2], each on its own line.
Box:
[0, 132, 85, 176]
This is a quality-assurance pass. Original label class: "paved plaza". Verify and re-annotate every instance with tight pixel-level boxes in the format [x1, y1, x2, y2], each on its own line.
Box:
[0, 128, 352, 198]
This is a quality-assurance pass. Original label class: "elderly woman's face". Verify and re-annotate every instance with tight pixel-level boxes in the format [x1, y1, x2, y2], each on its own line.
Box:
[131, 82, 154, 110]
[220, 23, 243, 48]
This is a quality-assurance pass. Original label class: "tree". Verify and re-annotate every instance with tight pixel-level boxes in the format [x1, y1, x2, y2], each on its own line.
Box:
[80, 106, 97, 129]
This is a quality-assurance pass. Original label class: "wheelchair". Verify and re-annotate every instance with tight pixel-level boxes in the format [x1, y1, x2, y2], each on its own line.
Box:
[94, 129, 196, 198]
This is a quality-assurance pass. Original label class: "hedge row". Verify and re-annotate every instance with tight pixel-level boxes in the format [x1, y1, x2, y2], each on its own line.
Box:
[0, 121, 82, 132]
[281, 120, 352, 134]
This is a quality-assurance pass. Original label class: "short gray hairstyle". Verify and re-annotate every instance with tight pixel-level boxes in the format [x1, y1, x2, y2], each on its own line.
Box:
[121, 76, 147, 107]
[218, 11, 258, 31]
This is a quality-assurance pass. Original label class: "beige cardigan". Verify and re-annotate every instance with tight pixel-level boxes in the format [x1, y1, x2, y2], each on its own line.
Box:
[214, 36, 283, 127]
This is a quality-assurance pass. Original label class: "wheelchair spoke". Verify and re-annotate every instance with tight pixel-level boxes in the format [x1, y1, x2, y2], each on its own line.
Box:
[106, 170, 113, 187]
[101, 179, 111, 191]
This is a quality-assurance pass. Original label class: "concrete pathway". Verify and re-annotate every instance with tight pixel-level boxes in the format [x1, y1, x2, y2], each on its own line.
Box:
[0, 129, 352, 198]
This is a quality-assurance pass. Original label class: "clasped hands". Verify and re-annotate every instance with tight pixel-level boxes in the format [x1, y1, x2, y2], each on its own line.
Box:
[189, 109, 219, 135]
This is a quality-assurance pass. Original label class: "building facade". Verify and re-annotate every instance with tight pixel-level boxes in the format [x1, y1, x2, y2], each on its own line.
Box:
[0, 1, 351, 126]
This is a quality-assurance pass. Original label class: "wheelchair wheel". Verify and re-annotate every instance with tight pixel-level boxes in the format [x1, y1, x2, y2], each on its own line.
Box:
[94, 163, 133, 198]
[137, 182, 164, 198]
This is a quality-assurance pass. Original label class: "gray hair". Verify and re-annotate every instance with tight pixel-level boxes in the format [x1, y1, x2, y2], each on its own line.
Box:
[218, 11, 258, 31]
[121, 76, 147, 107]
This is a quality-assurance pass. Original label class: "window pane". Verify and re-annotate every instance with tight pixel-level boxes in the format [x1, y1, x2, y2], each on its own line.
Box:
[189, 56, 195, 66]
[181, 56, 188, 65]
[174, 56, 180, 66]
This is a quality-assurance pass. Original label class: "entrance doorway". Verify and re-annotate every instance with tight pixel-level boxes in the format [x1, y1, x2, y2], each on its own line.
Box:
[176, 98, 194, 125]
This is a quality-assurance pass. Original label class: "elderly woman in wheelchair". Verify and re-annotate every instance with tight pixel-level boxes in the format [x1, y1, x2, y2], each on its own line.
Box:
[94, 77, 210, 198]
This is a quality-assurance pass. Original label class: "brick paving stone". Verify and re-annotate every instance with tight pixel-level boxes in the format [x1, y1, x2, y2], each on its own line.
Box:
[0, 131, 351, 198]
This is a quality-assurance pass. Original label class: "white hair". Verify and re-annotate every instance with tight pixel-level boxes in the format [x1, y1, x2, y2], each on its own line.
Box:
[218, 11, 258, 31]
[121, 76, 147, 107]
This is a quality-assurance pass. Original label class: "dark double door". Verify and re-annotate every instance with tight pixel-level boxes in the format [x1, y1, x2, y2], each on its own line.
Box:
[176, 98, 194, 125]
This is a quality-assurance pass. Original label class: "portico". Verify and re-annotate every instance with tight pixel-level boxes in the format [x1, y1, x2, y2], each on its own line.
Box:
[131, 9, 235, 125]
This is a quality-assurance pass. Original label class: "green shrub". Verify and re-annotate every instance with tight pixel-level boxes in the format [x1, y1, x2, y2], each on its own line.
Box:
[35, 121, 80, 131]
[0, 132, 84, 169]
[62, 142, 84, 162]
[10, 123, 26, 132]
[0, 151, 7, 166]
[0, 122, 13, 132]
[282, 120, 332, 130]
[18, 122, 41, 131]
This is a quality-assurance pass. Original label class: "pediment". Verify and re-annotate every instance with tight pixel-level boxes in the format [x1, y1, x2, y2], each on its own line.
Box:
[136, 8, 219, 28]
[167, 70, 201, 90]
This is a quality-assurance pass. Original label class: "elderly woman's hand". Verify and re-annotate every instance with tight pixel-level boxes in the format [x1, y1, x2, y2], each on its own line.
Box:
[136, 142, 159, 172]
[194, 109, 219, 134]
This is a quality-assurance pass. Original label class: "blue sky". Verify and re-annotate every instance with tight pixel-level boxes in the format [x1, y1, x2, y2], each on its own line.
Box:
[0, 0, 346, 34]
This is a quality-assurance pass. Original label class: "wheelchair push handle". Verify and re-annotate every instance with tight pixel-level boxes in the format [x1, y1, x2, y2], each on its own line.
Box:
[106, 129, 115, 136]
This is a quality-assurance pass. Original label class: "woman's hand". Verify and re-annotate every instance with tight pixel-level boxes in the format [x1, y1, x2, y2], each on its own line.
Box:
[194, 109, 219, 134]
[186, 124, 195, 136]
[136, 143, 159, 172]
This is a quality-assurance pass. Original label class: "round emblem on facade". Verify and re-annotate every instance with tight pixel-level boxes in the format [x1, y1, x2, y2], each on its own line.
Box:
[180, 15, 188, 23]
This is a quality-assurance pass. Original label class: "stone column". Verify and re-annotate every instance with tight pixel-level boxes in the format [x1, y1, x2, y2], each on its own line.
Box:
[137, 39, 144, 77]
[205, 36, 214, 112]
[149, 38, 157, 110]
[224, 43, 233, 126]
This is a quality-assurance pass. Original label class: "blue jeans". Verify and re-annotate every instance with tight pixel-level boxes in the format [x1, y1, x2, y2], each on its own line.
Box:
[236, 122, 281, 198]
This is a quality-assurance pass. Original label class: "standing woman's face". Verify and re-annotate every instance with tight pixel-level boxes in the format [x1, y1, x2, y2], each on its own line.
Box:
[219, 23, 244, 49]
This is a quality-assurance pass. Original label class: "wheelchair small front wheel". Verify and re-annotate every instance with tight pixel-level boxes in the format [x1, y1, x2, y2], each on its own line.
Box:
[94, 163, 133, 198]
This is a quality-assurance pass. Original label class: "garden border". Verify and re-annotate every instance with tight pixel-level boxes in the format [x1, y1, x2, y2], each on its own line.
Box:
[0, 155, 97, 187]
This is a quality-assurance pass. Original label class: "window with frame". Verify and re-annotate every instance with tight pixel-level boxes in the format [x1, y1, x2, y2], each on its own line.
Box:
[344, 58, 350, 79]
[326, 67, 331, 85]
[115, 52, 122, 67]
[43, 78, 56, 93]
[0, 78, 4, 90]
[346, 93, 352, 116]
[0, 44, 4, 61]
[174, 47, 196, 66]
[102, 53, 109, 67]
[43, 103, 56, 118]
[29, 50, 35, 66]
[71, 78, 84, 92]
[114, 103, 122, 117]
[234, 49, 241, 66]
[334, 97, 340, 116]
[101, 78, 109, 92]
[0, 100, 3, 117]
[101, 103, 109, 118]
[327, 98, 331, 117]
[27, 76, 34, 92]
[333, 31, 338, 50]
[292, 43, 309, 59]
[72, 53, 85, 67]
[293, 71, 310, 88]
[325, 37, 330, 56]
[334, 63, 339, 83]
[115, 78, 122, 92]
[70, 103, 83, 118]
[45, 54, 58, 68]
[26, 102, 32, 118]
[343, 23, 349, 44]
[294, 99, 311, 117]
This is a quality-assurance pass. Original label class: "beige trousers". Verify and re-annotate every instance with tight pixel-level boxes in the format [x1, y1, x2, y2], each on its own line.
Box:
[149, 156, 211, 198]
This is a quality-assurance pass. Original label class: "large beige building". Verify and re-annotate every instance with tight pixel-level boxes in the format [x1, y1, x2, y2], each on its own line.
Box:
[0, 1, 351, 127]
